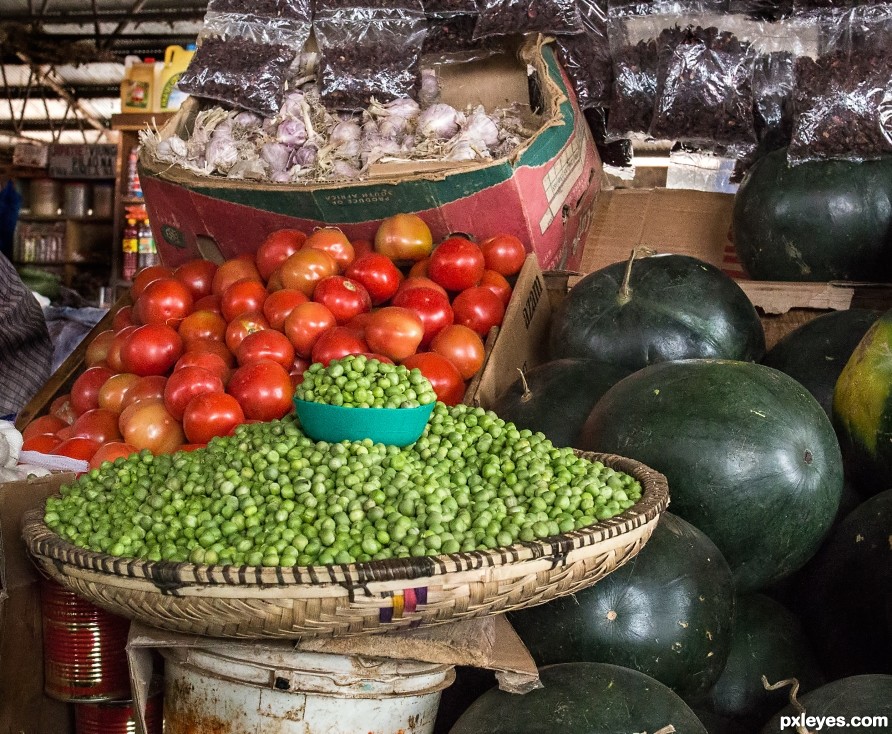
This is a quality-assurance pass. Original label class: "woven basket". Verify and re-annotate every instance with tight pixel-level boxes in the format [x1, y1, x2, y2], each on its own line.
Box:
[23, 452, 668, 640]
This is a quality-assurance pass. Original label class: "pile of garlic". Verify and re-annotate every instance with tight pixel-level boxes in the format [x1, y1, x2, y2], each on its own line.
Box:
[0, 420, 51, 483]
[141, 71, 538, 184]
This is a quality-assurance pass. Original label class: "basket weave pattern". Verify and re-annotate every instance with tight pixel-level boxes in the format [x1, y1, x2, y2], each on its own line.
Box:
[24, 453, 668, 639]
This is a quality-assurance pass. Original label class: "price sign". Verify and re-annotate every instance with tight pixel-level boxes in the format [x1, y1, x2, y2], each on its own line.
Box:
[48, 144, 117, 179]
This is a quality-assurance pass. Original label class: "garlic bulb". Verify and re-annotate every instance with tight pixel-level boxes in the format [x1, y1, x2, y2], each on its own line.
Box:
[277, 119, 307, 147]
[463, 106, 500, 149]
[418, 103, 464, 140]
[261, 142, 292, 173]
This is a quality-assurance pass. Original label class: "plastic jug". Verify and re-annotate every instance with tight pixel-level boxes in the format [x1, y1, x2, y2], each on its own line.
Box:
[156, 44, 195, 112]
[120, 56, 158, 113]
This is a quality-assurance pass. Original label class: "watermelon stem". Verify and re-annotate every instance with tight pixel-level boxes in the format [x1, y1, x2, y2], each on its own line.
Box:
[618, 247, 655, 306]
[517, 368, 533, 403]
[762, 676, 814, 734]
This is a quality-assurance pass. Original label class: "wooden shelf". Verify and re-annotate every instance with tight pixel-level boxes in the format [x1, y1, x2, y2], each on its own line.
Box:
[111, 112, 174, 132]
[14, 260, 106, 267]
[121, 197, 147, 205]
[18, 214, 113, 223]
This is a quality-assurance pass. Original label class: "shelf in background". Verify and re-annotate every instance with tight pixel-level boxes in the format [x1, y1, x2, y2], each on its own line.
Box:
[111, 112, 174, 132]
[18, 214, 114, 223]
[15, 260, 107, 267]
[121, 197, 147, 205]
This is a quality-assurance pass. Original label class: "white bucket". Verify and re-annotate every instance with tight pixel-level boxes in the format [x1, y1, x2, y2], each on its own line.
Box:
[161, 642, 455, 734]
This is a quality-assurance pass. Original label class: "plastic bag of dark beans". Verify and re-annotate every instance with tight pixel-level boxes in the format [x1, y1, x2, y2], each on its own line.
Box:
[202, 0, 313, 47]
[472, 0, 585, 39]
[753, 50, 794, 151]
[554, 0, 612, 109]
[789, 4, 892, 161]
[177, 36, 297, 116]
[422, 13, 504, 63]
[728, 0, 793, 20]
[314, 2, 428, 110]
[650, 25, 759, 148]
[422, 0, 477, 12]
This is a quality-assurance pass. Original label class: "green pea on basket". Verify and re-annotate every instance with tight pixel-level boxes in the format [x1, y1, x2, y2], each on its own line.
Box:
[293, 355, 437, 446]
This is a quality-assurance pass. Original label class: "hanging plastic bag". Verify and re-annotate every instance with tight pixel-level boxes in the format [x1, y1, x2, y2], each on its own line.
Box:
[788, 3, 892, 162]
[315, 1, 428, 110]
[554, 0, 612, 110]
[422, 13, 505, 64]
[202, 0, 313, 48]
[177, 36, 296, 117]
[472, 0, 585, 39]
[649, 24, 759, 149]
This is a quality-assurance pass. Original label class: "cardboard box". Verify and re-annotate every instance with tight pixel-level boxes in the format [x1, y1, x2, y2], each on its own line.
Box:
[138, 38, 600, 272]
[0, 474, 76, 734]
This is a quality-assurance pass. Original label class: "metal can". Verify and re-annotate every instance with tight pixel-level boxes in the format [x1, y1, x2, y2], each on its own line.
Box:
[41, 578, 132, 702]
[74, 680, 163, 734]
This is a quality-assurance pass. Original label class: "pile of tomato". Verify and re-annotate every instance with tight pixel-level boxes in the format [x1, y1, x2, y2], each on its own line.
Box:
[22, 214, 527, 468]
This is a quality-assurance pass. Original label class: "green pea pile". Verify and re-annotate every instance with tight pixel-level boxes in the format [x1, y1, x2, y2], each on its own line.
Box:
[44, 404, 643, 568]
[295, 355, 437, 408]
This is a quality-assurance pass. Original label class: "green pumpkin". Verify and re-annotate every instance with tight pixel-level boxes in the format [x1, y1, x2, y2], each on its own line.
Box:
[580, 359, 844, 591]
[508, 513, 734, 698]
[450, 663, 708, 734]
[733, 148, 892, 281]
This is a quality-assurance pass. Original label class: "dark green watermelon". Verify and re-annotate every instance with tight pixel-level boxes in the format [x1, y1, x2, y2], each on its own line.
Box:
[761, 675, 892, 734]
[794, 490, 892, 679]
[761, 309, 879, 419]
[690, 708, 749, 734]
[733, 148, 892, 281]
[508, 513, 734, 698]
[580, 359, 844, 591]
[699, 594, 824, 727]
[490, 358, 632, 448]
[449, 663, 708, 734]
[548, 253, 765, 373]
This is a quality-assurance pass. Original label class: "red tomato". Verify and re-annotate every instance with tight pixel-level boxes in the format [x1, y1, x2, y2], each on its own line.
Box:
[224, 311, 270, 354]
[174, 351, 231, 384]
[121, 375, 168, 409]
[119, 401, 184, 454]
[365, 307, 424, 362]
[107, 325, 137, 372]
[359, 353, 394, 364]
[396, 276, 448, 299]
[98, 373, 142, 414]
[22, 434, 61, 453]
[303, 228, 355, 270]
[345, 253, 403, 306]
[289, 356, 312, 388]
[131, 265, 174, 300]
[227, 361, 293, 421]
[163, 366, 225, 420]
[311, 327, 369, 366]
[183, 393, 246, 444]
[50, 394, 77, 425]
[284, 302, 337, 358]
[312, 276, 372, 325]
[22, 415, 67, 443]
[351, 239, 373, 259]
[392, 287, 454, 347]
[193, 294, 223, 316]
[401, 352, 465, 406]
[345, 311, 374, 339]
[71, 366, 115, 415]
[55, 425, 76, 441]
[237, 330, 295, 370]
[178, 310, 227, 344]
[374, 213, 433, 262]
[136, 278, 194, 327]
[479, 269, 513, 307]
[71, 408, 123, 444]
[452, 286, 506, 337]
[409, 258, 430, 278]
[263, 289, 309, 330]
[89, 442, 139, 469]
[113, 305, 135, 332]
[121, 324, 183, 376]
[212, 256, 262, 296]
[428, 237, 485, 292]
[479, 234, 527, 276]
[85, 330, 115, 368]
[278, 249, 339, 296]
[174, 259, 218, 300]
[185, 337, 236, 367]
[52, 437, 101, 462]
[178, 443, 207, 452]
[221, 278, 268, 322]
[266, 269, 284, 293]
[256, 229, 307, 280]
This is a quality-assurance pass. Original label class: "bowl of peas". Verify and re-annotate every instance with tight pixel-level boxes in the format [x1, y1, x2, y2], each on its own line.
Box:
[293, 355, 438, 446]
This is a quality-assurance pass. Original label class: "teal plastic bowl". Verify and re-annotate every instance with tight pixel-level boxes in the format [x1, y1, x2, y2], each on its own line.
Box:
[293, 399, 435, 446]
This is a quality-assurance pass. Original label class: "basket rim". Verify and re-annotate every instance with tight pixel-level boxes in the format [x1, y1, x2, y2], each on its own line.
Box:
[23, 451, 668, 592]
